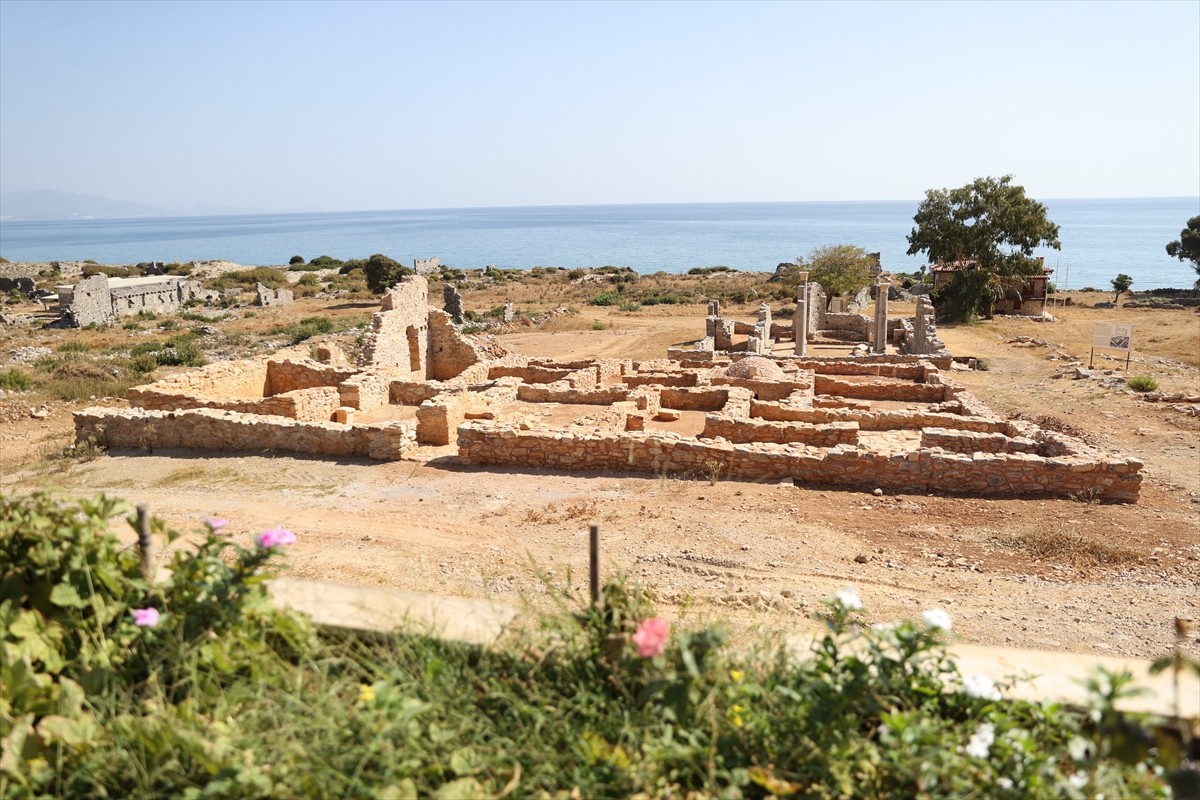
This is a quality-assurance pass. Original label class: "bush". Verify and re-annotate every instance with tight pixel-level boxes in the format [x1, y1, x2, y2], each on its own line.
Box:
[211, 267, 288, 291]
[272, 315, 335, 344]
[288, 255, 305, 265]
[589, 291, 622, 306]
[0, 366, 32, 391]
[363, 254, 413, 294]
[687, 265, 736, 275]
[567, 268, 585, 280]
[1126, 375, 1159, 392]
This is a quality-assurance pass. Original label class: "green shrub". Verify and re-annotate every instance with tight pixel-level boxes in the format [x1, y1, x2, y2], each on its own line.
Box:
[272, 315, 335, 344]
[0, 366, 32, 391]
[127, 353, 159, 375]
[363, 253, 413, 294]
[638, 289, 693, 306]
[308, 255, 344, 269]
[687, 265, 736, 275]
[589, 291, 622, 306]
[618, 301, 642, 312]
[57, 340, 90, 354]
[288, 255, 305, 265]
[1126, 375, 1159, 392]
[567, 268, 585, 280]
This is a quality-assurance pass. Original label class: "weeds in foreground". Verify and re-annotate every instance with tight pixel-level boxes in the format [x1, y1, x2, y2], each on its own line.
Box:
[1, 493, 1191, 799]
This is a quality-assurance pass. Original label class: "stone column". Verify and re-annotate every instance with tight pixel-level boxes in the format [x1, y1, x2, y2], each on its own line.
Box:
[793, 273, 809, 356]
[873, 278, 890, 354]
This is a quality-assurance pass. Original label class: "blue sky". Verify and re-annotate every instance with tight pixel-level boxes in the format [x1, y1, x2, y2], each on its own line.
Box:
[1, 0, 1197, 212]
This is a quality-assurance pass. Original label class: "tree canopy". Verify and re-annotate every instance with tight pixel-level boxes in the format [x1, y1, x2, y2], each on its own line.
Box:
[1111, 273, 1133, 304]
[908, 176, 1060, 321]
[1165, 215, 1200, 287]
[793, 244, 878, 309]
[906, 175, 1061, 276]
[362, 253, 413, 294]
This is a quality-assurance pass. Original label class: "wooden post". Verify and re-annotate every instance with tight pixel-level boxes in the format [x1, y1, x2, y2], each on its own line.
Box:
[136, 504, 153, 580]
[589, 524, 600, 608]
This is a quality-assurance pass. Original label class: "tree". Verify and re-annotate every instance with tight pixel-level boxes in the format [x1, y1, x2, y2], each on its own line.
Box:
[796, 244, 878, 309]
[1165, 215, 1200, 288]
[907, 175, 1061, 321]
[1111, 273, 1133, 304]
[362, 253, 413, 294]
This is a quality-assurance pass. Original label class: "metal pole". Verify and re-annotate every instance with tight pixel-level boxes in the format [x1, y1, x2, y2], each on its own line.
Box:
[589, 524, 600, 607]
[136, 504, 153, 580]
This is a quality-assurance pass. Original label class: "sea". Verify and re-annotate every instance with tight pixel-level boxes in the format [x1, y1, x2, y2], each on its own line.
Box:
[2, 197, 1197, 290]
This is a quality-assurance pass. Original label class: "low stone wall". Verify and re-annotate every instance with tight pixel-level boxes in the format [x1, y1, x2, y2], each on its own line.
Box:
[76, 406, 416, 460]
[455, 424, 1142, 501]
[267, 359, 359, 395]
[703, 416, 859, 446]
[659, 387, 733, 412]
[813, 375, 952, 402]
[391, 380, 445, 405]
[339, 372, 391, 412]
[921, 427, 1043, 455]
[515, 384, 631, 405]
[749, 402, 1008, 433]
[623, 372, 699, 388]
[128, 359, 270, 408]
[488, 365, 574, 384]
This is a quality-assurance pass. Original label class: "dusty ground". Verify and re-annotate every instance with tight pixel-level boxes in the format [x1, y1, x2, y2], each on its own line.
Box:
[2, 285, 1198, 664]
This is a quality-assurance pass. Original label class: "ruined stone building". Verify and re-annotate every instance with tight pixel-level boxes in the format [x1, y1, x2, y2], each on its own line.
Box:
[55, 273, 214, 327]
[76, 275, 1142, 502]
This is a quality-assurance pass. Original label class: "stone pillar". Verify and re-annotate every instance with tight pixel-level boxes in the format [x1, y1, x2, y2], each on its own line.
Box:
[873, 278, 890, 354]
[705, 300, 721, 339]
[443, 284, 464, 324]
[714, 319, 735, 351]
[793, 275, 810, 356]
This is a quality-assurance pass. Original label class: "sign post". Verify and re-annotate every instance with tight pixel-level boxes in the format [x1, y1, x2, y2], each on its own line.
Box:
[1090, 322, 1133, 370]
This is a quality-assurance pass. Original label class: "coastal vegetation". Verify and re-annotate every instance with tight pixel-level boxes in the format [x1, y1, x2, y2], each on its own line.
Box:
[907, 176, 1062, 323]
[1, 492, 1191, 798]
[1165, 215, 1200, 287]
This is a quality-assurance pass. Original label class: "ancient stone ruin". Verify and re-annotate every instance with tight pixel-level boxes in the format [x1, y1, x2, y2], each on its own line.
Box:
[75, 277, 1142, 501]
[55, 273, 217, 327]
[255, 282, 294, 306]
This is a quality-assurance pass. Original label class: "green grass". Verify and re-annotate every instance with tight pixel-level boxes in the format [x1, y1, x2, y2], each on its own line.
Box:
[0, 366, 32, 391]
[1126, 375, 1159, 392]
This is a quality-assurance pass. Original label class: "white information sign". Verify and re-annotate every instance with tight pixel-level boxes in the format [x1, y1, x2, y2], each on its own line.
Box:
[1092, 322, 1133, 352]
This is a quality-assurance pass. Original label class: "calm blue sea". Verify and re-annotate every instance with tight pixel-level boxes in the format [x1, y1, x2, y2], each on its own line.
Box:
[1, 197, 1197, 290]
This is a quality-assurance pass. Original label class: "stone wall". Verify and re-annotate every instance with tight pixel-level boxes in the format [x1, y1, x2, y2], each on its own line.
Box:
[456, 424, 1142, 501]
[58, 274, 212, 327]
[255, 283, 294, 306]
[428, 310, 487, 380]
[818, 312, 871, 341]
[812, 375, 953, 402]
[921, 427, 1043, 455]
[360, 277, 430, 375]
[703, 416, 860, 447]
[516, 384, 631, 405]
[749, 401, 1009, 433]
[76, 406, 416, 460]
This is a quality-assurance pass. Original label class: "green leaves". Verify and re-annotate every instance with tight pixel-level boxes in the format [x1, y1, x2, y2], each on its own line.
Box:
[907, 175, 1061, 275]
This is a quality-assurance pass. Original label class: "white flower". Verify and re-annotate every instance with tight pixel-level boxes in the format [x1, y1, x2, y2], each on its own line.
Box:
[963, 672, 1002, 701]
[923, 608, 952, 630]
[963, 722, 995, 759]
[997, 777, 1014, 790]
[833, 585, 863, 610]
[1068, 772, 1089, 790]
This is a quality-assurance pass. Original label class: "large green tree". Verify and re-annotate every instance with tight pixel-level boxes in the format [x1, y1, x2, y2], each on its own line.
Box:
[907, 175, 1061, 321]
[794, 244, 878, 309]
[1165, 215, 1200, 288]
[362, 253, 413, 294]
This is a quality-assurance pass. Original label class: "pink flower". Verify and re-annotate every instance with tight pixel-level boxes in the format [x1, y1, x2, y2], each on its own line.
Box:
[256, 527, 297, 548]
[132, 607, 160, 627]
[204, 517, 229, 531]
[632, 617, 670, 658]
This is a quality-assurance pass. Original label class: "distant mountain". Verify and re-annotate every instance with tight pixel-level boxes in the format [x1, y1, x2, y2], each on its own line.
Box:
[0, 190, 272, 221]
[0, 190, 170, 221]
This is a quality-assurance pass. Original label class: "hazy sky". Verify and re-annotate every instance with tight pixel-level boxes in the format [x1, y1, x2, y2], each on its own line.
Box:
[1, 0, 1197, 212]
